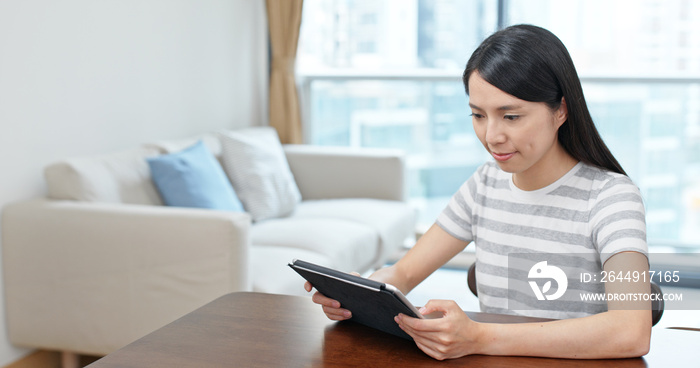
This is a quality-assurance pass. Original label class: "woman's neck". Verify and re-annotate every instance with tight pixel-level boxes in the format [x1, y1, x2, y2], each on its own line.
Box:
[512, 143, 579, 191]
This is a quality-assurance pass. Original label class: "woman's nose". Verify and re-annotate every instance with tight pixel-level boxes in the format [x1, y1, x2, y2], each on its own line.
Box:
[484, 120, 506, 145]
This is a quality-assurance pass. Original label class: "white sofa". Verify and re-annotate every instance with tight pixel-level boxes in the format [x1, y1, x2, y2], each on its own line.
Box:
[1, 130, 415, 356]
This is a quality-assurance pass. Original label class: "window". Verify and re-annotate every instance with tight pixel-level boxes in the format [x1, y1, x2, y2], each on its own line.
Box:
[298, 0, 700, 251]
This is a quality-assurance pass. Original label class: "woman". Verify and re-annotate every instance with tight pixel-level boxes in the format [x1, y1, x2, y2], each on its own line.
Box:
[306, 24, 651, 360]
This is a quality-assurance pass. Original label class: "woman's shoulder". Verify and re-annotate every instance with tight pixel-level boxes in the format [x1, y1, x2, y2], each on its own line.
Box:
[453, 161, 508, 200]
[575, 163, 642, 200]
[473, 161, 510, 184]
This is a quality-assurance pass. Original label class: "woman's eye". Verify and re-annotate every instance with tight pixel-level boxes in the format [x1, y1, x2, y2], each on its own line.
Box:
[470, 113, 484, 119]
[504, 115, 519, 121]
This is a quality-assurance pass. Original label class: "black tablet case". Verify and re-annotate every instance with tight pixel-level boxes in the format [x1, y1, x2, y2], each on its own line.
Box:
[289, 259, 420, 340]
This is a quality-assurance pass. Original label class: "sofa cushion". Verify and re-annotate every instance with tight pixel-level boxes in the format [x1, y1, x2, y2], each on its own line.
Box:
[146, 141, 244, 211]
[144, 133, 222, 157]
[218, 127, 302, 222]
[251, 218, 378, 273]
[292, 199, 416, 263]
[45, 147, 163, 205]
[250, 246, 333, 296]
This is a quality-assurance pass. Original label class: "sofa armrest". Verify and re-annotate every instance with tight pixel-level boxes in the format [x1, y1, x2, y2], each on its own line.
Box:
[284, 145, 407, 201]
[2, 199, 251, 355]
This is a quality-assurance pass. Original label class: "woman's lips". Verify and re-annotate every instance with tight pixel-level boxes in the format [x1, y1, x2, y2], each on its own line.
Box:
[491, 151, 516, 162]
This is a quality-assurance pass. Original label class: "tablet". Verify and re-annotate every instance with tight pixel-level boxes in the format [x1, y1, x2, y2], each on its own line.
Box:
[289, 259, 423, 340]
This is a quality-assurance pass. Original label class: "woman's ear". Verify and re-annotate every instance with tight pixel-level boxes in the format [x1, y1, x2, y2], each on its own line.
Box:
[555, 97, 568, 127]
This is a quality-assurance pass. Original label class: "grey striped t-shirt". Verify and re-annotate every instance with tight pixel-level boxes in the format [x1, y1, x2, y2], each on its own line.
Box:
[436, 161, 648, 319]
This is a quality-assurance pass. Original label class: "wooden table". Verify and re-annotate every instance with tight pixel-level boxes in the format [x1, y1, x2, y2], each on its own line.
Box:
[88, 292, 699, 367]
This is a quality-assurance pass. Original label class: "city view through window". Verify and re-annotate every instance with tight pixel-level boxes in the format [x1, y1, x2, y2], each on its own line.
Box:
[297, 0, 700, 251]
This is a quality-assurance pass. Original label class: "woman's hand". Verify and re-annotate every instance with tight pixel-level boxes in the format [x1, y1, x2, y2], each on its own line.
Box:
[305, 224, 469, 326]
[395, 299, 482, 360]
[303, 271, 360, 321]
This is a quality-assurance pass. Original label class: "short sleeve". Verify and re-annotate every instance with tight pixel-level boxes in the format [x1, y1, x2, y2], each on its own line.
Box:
[435, 167, 482, 243]
[590, 176, 648, 265]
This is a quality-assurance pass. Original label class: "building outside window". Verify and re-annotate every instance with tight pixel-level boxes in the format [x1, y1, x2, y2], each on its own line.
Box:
[297, 0, 700, 252]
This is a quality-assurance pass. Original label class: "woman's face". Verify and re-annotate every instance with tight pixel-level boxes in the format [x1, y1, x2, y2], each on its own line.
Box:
[468, 71, 570, 189]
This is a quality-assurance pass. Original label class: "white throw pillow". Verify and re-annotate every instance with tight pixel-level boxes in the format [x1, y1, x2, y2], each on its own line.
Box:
[218, 127, 302, 221]
[44, 147, 164, 205]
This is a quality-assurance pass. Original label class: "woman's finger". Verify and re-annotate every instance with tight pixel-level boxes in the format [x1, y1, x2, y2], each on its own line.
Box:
[322, 305, 352, 320]
[311, 291, 341, 308]
[310, 291, 352, 320]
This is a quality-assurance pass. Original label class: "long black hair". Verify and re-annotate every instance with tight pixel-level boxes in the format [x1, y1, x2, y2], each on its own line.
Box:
[463, 24, 627, 176]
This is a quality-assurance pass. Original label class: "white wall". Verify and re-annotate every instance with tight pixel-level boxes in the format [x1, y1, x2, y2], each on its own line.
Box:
[0, 0, 268, 364]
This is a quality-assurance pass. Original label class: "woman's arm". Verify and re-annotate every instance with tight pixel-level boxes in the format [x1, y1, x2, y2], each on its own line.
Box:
[371, 223, 470, 294]
[306, 223, 471, 320]
[395, 251, 652, 360]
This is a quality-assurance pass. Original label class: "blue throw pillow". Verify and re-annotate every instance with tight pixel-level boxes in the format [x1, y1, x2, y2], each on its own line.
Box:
[147, 140, 244, 211]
